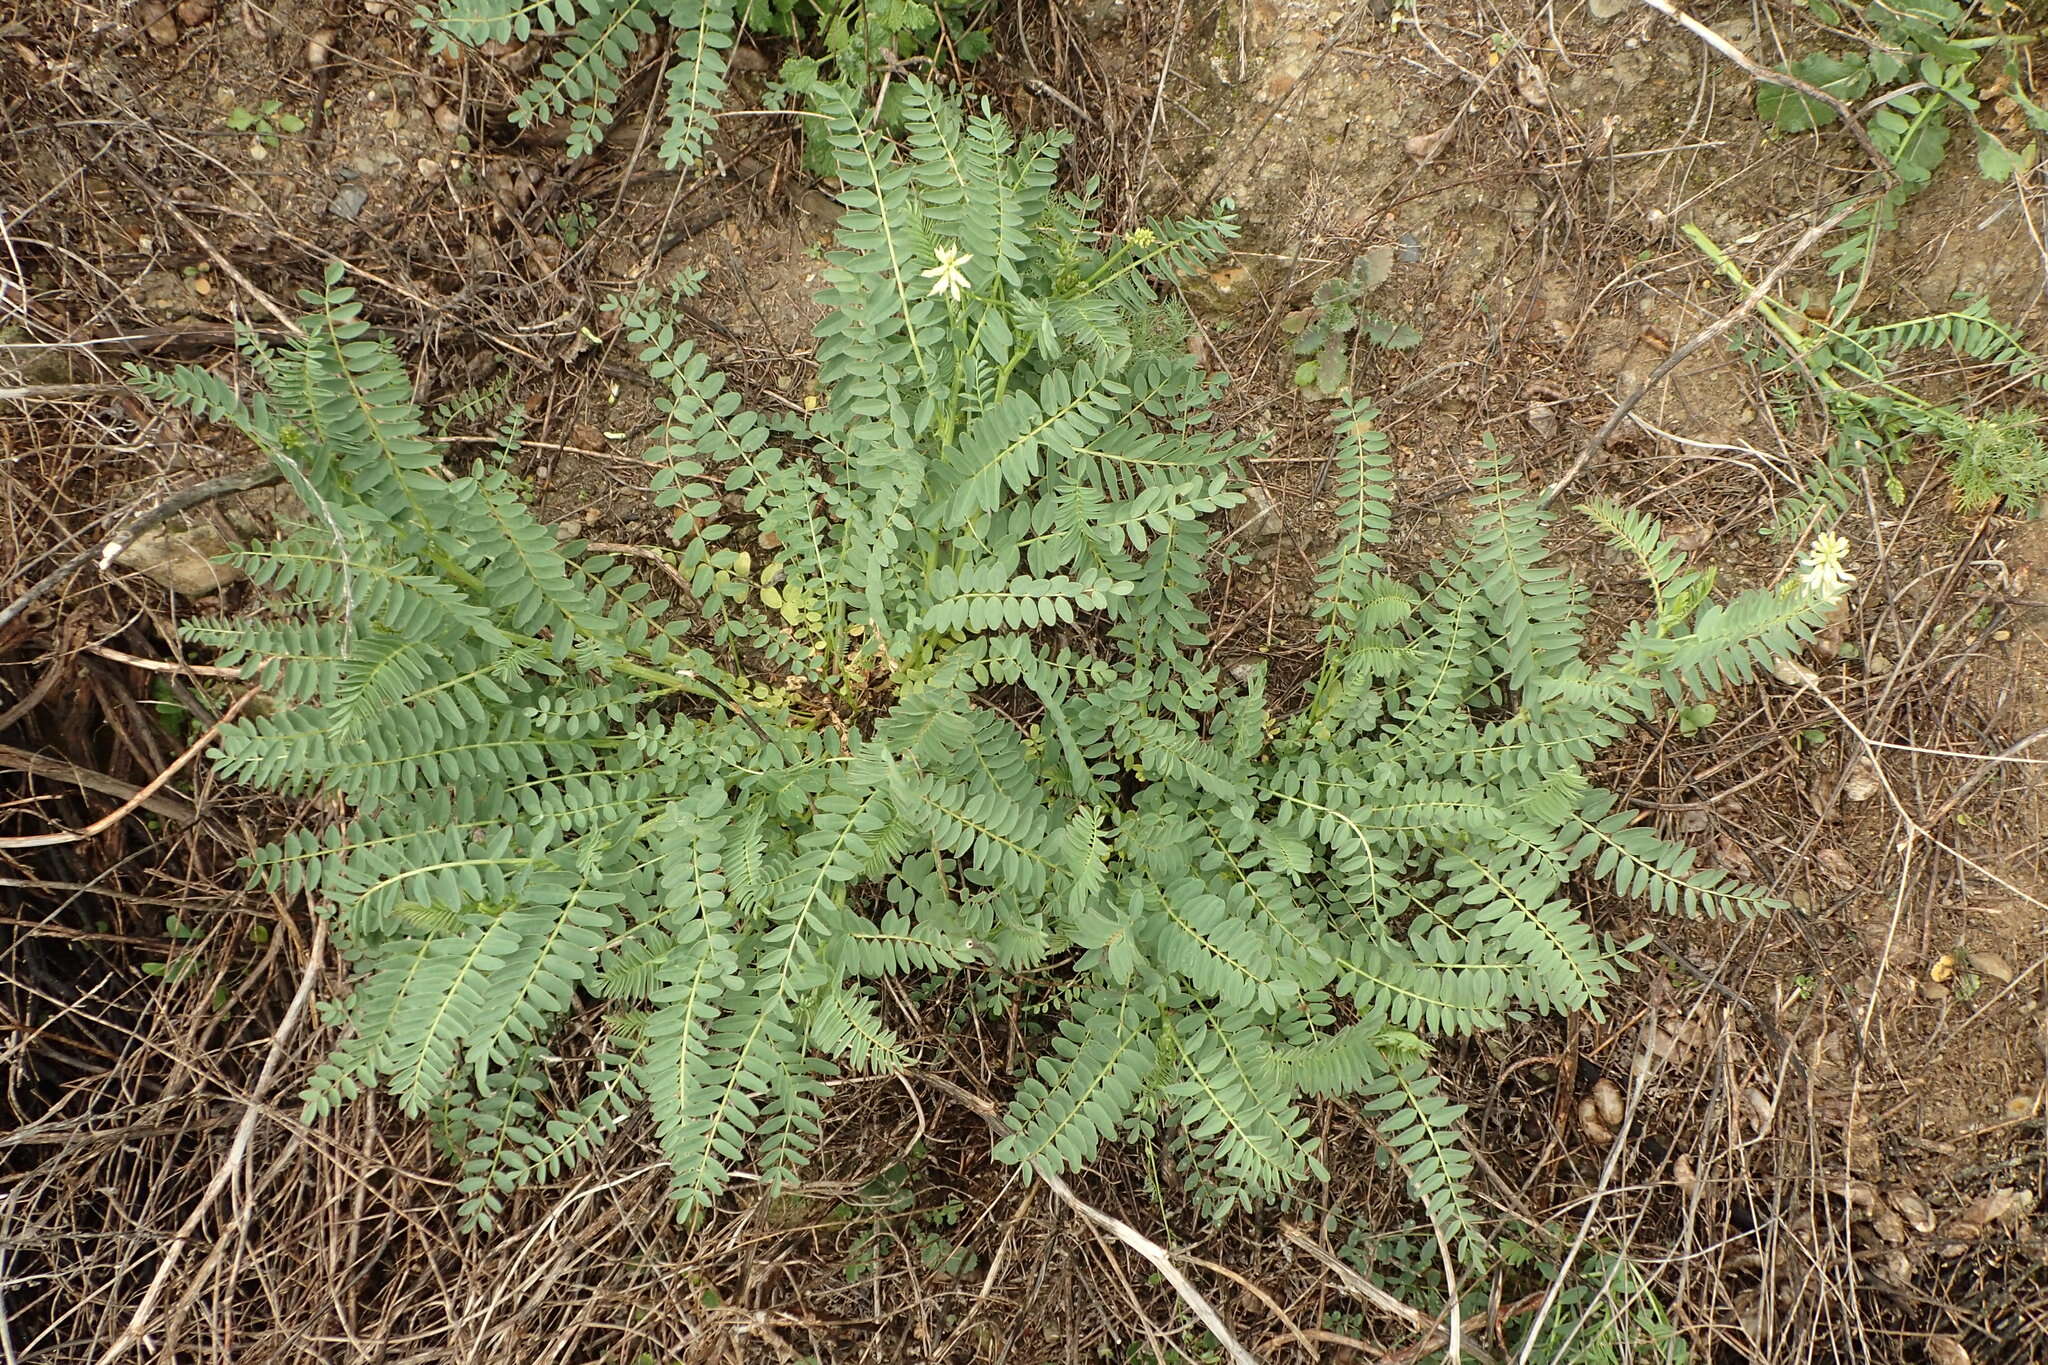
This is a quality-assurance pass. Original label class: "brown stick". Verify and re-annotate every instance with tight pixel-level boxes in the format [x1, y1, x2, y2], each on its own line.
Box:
[1637, 0, 1897, 183]
[919, 1074, 1261, 1365]
[1537, 200, 1862, 507]
[0, 383, 131, 402]
[0, 742, 198, 825]
[0, 686, 257, 849]
[85, 642, 247, 679]
[0, 466, 284, 636]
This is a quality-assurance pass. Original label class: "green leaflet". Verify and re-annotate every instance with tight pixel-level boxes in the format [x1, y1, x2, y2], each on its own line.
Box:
[425, 0, 987, 173]
[144, 85, 1835, 1252]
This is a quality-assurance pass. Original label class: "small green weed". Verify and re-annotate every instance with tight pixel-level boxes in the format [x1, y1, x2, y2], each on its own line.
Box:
[551, 201, 600, 249]
[145, 678, 195, 743]
[225, 99, 304, 150]
[1325, 1221, 1691, 1365]
[1758, 1, 2044, 285]
[834, 1155, 979, 1284]
[1280, 246, 1422, 399]
[1690, 224, 2048, 534]
[140, 913, 206, 984]
[1674, 702, 1718, 736]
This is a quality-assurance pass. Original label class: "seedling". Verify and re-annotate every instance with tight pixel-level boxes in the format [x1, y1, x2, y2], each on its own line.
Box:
[552, 202, 599, 249]
[226, 99, 304, 150]
[1280, 247, 1422, 399]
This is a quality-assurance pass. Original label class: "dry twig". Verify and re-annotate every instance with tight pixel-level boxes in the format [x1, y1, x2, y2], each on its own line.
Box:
[1637, 0, 1896, 181]
[0, 467, 284, 636]
[919, 1073, 1261, 1365]
[90, 920, 327, 1365]
[1538, 200, 1862, 507]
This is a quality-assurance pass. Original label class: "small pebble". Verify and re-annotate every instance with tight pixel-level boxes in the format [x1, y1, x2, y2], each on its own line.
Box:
[329, 184, 369, 222]
[140, 1, 180, 45]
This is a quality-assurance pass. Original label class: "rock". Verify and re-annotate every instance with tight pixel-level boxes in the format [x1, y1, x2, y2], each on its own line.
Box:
[1589, 1078, 1624, 1127]
[112, 522, 244, 596]
[1, 325, 74, 385]
[1926, 1336, 1970, 1365]
[1814, 848, 1858, 888]
[1074, 0, 1127, 39]
[479, 38, 538, 75]
[1237, 484, 1284, 541]
[1771, 655, 1820, 688]
[139, 1, 179, 45]
[1968, 949, 2015, 985]
[1841, 755, 1882, 802]
[1577, 1094, 1615, 1145]
[1889, 1190, 1937, 1234]
[174, 0, 214, 24]
[1588, 0, 1633, 18]
[1405, 126, 1452, 162]
[328, 184, 368, 221]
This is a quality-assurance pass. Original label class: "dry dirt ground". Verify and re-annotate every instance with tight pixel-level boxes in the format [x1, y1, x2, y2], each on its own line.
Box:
[4, 1, 2048, 1363]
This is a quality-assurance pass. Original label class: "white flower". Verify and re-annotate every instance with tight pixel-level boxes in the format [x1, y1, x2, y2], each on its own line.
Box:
[1796, 530, 1856, 604]
[920, 243, 973, 302]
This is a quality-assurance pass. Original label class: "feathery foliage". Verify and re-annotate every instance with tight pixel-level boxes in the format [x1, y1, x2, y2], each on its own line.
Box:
[1738, 7, 2047, 532]
[424, 0, 990, 170]
[1688, 225, 2048, 535]
[138, 84, 1837, 1253]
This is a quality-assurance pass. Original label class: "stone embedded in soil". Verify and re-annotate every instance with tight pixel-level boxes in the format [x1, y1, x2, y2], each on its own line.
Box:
[1967, 949, 2015, 984]
[112, 522, 245, 596]
[1925, 1337, 1971, 1365]
[139, 1, 179, 45]
[173, 0, 213, 24]
[1237, 484, 1284, 542]
[328, 184, 368, 222]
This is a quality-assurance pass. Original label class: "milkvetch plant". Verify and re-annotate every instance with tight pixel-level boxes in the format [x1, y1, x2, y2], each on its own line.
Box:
[136, 83, 1836, 1249]
[424, 0, 992, 170]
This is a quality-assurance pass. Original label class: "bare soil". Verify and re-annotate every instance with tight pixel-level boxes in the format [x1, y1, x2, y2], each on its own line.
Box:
[4, 1, 2047, 1363]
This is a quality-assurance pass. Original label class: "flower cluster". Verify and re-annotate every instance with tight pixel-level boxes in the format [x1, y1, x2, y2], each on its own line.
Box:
[1796, 530, 1856, 605]
[921, 244, 972, 302]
